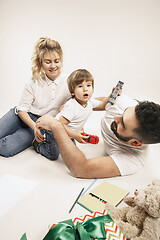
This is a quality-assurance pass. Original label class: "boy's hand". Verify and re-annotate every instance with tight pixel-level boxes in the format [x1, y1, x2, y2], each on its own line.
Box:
[73, 132, 89, 143]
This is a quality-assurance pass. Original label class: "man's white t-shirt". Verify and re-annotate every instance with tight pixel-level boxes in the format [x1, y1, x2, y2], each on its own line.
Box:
[101, 94, 148, 176]
[56, 98, 100, 132]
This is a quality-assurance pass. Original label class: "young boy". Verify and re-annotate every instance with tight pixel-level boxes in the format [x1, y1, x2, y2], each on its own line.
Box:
[34, 69, 110, 160]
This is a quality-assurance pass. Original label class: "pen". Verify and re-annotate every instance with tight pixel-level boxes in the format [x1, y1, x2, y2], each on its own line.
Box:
[89, 192, 107, 204]
[81, 179, 97, 196]
[69, 188, 84, 213]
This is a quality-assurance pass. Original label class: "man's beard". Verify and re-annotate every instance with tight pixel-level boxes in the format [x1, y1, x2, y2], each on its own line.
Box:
[110, 121, 132, 142]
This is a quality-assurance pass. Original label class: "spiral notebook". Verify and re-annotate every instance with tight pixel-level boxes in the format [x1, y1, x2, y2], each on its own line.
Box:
[78, 181, 129, 213]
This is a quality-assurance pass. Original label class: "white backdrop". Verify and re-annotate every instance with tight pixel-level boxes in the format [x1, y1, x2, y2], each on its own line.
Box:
[0, 0, 160, 116]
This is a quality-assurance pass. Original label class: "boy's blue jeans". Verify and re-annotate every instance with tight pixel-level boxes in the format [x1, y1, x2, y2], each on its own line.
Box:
[0, 107, 39, 157]
[36, 129, 60, 160]
[36, 130, 76, 161]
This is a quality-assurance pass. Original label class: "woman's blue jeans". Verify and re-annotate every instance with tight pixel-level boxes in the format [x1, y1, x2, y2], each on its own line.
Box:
[0, 107, 39, 157]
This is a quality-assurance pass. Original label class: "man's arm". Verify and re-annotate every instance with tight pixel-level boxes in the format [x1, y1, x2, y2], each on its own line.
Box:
[94, 87, 121, 111]
[36, 114, 121, 178]
[93, 96, 110, 111]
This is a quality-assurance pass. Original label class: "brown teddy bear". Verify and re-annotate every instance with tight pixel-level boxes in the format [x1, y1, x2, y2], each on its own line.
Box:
[105, 180, 160, 240]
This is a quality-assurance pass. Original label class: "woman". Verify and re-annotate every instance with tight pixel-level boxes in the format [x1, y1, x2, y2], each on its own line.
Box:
[0, 37, 70, 157]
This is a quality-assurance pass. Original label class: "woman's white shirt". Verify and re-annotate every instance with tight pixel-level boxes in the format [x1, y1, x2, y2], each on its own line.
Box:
[16, 73, 71, 116]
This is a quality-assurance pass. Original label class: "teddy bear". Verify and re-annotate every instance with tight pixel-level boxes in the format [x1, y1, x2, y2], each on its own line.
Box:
[105, 180, 160, 240]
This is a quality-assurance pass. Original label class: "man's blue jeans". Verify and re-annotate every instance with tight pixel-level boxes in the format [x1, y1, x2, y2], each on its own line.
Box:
[0, 107, 39, 157]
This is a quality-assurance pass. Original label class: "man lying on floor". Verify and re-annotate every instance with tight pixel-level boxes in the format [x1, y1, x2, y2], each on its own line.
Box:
[36, 94, 160, 179]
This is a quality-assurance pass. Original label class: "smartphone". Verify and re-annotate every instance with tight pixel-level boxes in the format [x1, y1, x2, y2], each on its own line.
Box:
[108, 80, 124, 105]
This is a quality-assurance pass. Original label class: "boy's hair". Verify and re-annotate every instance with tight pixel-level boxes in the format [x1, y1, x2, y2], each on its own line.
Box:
[31, 37, 63, 82]
[67, 69, 94, 95]
[134, 101, 160, 144]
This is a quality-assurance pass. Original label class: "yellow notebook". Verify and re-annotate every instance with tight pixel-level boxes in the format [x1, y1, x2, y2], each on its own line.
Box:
[78, 181, 129, 213]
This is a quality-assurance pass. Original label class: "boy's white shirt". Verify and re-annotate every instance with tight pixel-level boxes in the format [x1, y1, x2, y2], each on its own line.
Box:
[56, 98, 100, 132]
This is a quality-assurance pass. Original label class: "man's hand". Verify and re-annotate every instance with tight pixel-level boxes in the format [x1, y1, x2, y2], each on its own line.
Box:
[36, 114, 60, 131]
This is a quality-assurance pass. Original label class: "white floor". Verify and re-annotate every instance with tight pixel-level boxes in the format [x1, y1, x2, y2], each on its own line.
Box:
[0, 111, 160, 240]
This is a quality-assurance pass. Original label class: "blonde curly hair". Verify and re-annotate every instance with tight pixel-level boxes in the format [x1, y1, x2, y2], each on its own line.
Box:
[31, 37, 63, 82]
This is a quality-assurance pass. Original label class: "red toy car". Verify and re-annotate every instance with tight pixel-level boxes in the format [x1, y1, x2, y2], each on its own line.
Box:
[81, 132, 99, 144]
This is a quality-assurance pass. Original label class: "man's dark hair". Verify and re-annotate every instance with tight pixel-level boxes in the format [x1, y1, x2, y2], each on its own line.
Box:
[134, 101, 160, 144]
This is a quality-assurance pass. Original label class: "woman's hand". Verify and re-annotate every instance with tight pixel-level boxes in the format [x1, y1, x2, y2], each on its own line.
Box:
[34, 125, 44, 143]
